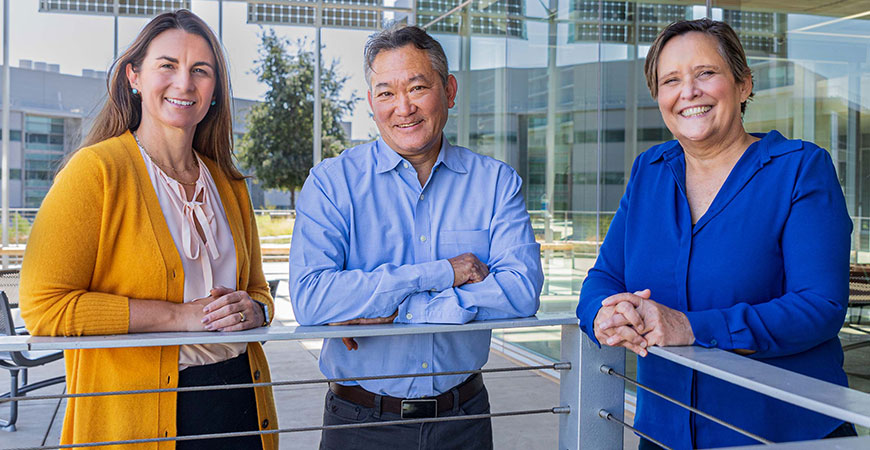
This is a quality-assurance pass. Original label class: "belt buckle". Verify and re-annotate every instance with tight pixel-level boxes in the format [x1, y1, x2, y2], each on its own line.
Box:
[401, 398, 437, 419]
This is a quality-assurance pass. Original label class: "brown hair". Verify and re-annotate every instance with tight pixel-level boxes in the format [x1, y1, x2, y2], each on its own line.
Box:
[644, 18, 754, 114]
[83, 9, 243, 179]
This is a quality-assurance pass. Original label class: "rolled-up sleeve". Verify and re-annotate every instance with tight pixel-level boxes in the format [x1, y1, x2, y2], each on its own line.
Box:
[394, 168, 543, 324]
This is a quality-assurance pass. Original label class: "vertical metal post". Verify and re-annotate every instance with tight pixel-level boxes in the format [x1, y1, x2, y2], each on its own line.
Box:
[457, 6, 471, 148]
[544, 0, 556, 245]
[494, 66, 506, 163]
[624, 3, 638, 179]
[847, 64, 861, 258]
[113, 0, 119, 60]
[313, 25, 322, 167]
[218, 0, 223, 41]
[1, 0, 9, 268]
[558, 324, 625, 449]
[594, 1, 603, 254]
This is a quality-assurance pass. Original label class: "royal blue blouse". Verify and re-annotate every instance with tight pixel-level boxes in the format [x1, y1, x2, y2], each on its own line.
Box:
[577, 130, 852, 449]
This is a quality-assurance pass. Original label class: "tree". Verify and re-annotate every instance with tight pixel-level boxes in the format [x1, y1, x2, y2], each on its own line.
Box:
[238, 29, 358, 208]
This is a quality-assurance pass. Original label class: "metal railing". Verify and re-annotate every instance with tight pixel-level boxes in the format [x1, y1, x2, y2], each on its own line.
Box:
[2, 313, 870, 449]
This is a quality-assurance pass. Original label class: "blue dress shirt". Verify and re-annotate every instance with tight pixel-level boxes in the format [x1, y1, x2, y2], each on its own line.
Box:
[577, 131, 851, 449]
[290, 137, 543, 398]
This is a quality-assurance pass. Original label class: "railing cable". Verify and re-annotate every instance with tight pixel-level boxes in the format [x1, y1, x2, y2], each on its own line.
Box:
[598, 409, 673, 450]
[6, 408, 567, 450]
[1, 363, 571, 404]
[600, 365, 774, 445]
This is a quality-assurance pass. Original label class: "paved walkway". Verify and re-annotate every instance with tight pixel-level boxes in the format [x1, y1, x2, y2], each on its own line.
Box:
[0, 274, 639, 449]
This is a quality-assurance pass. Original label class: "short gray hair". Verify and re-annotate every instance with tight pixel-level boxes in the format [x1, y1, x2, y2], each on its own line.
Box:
[364, 24, 449, 88]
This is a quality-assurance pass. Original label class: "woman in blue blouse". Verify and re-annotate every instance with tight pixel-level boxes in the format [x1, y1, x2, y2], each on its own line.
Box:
[576, 19, 857, 449]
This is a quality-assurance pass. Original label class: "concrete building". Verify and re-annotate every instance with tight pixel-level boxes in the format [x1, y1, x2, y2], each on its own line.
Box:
[0, 62, 326, 209]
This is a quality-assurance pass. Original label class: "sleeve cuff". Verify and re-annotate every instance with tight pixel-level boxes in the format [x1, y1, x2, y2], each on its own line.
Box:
[394, 292, 431, 324]
[576, 299, 604, 347]
[685, 309, 731, 348]
[416, 259, 454, 292]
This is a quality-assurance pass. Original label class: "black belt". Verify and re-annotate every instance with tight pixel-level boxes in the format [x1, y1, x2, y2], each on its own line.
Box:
[329, 373, 484, 418]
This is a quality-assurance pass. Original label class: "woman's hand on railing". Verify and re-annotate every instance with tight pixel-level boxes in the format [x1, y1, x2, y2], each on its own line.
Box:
[201, 286, 266, 332]
[594, 290, 651, 356]
[598, 289, 695, 355]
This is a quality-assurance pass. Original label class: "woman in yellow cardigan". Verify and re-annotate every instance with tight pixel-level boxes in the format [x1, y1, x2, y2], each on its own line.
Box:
[19, 10, 277, 450]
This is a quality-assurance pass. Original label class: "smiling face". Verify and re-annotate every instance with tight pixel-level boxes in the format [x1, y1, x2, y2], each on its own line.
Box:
[655, 32, 752, 148]
[367, 44, 457, 159]
[126, 29, 217, 137]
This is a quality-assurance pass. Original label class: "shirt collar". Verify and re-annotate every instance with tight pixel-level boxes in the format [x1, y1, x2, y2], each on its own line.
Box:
[647, 129, 802, 165]
[434, 138, 467, 174]
[647, 139, 682, 164]
[374, 135, 467, 174]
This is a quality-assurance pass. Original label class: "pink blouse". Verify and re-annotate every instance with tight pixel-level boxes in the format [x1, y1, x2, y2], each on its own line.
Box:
[137, 143, 246, 370]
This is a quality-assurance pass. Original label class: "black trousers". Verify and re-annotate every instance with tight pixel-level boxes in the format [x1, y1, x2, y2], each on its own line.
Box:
[319, 382, 493, 450]
[638, 421, 859, 450]
[176, 353, 262, 450]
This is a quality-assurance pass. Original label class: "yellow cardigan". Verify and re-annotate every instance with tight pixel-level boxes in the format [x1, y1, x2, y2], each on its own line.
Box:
[20, 131, 278, 449]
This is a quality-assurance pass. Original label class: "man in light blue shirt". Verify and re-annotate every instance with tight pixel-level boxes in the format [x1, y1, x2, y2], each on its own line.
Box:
[289, 24, 543, 450]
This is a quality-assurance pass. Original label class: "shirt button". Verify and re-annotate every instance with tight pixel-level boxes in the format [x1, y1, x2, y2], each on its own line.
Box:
[171, 269, 177, 279]
[421, 362, 429, 369]
[403, 163, 409, 169]
[420, 235, 427, 242]
[419, 194, 425, 200]
[254, 370, 261, 380]
[406, 313, 413, 320]
[710, 339, 718, 346]
[262, 419, 269, 428]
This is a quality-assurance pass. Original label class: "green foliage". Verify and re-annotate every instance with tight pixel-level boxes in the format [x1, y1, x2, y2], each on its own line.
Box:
[237, 29, 359, 207]
[255, 214, 294, 240]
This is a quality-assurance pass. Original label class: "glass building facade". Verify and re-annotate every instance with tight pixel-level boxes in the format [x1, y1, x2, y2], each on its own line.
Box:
[3, 0, 870, 397]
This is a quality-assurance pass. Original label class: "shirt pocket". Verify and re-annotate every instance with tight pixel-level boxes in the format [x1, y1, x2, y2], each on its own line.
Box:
[438, 229, 490, 264]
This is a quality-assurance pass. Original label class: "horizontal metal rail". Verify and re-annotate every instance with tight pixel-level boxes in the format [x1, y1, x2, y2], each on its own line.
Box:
[601, 365, 773, 445]
[648, 346, 870, 428]
[716, 435, 870, 449]
[0, 313, 578, 352]
[1, 363, 570, 404]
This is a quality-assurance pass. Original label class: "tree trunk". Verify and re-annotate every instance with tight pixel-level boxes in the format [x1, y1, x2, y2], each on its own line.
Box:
[290, 189, 296, 210]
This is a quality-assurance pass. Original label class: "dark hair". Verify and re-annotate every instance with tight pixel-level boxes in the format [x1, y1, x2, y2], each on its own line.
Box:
[364, 24, 449, 87]
[82, 9, 243, 179]
[644, 18, 754, 114]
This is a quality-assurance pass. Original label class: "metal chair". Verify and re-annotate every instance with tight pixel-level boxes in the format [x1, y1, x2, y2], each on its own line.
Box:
[0, 269, 65, 432]
[268, 279, 280, 299]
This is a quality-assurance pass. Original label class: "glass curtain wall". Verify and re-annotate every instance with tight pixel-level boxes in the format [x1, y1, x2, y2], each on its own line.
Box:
[429, 1, 870, 371]
[3, 1, 870, 382]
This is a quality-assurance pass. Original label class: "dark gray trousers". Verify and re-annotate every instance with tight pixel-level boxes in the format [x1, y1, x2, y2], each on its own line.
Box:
[319, 385, 494, 450]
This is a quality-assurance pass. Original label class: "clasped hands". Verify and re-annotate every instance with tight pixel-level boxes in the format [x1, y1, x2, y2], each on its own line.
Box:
[332, 252, 489, 351]
[182, 286, 265, 332]
[593, 289, 694, 357]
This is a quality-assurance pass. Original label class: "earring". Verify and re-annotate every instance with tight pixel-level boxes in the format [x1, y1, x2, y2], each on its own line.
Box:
[211, 100, 216, 106]
[131, 88, 139, 95]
